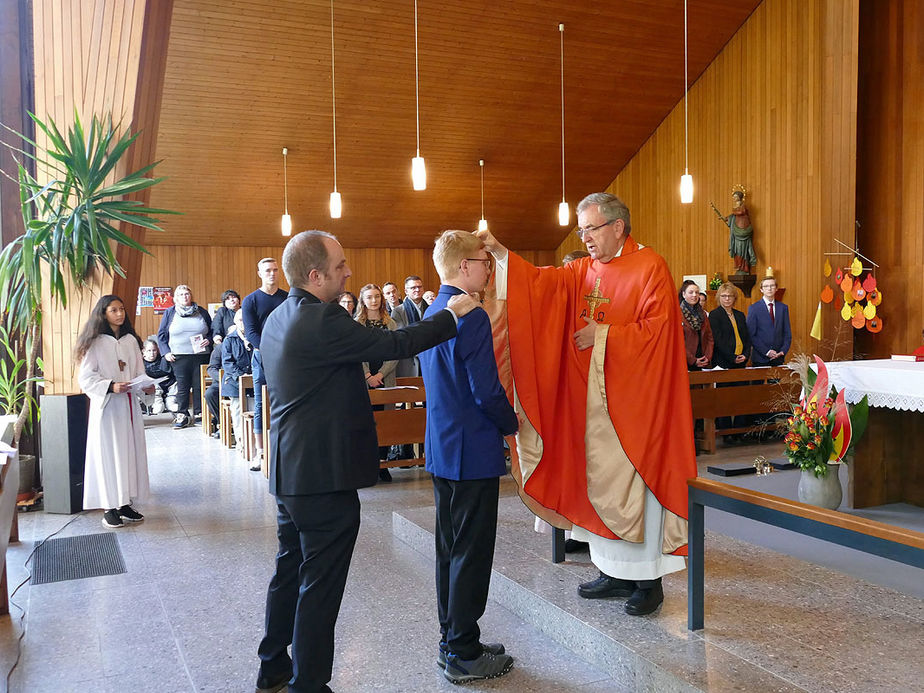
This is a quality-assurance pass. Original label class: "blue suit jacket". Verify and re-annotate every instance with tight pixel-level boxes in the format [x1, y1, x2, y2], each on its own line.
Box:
[418, 286, 518, 481]
[746, 300, 792, 365]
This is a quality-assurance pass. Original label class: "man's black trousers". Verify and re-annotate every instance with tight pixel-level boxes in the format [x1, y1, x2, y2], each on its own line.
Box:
[258, 490, 360, 693]
[432, 475, 499, 660]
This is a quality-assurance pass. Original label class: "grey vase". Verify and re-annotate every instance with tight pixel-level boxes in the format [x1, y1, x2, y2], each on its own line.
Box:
[797, 463, 843, 510]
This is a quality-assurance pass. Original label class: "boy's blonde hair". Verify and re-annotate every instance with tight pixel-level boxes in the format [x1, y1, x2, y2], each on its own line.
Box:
[433, 230, 483, 281]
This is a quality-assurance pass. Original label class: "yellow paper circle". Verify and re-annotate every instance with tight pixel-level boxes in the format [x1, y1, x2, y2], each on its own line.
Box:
[843, 291, 854, 304]
[850, 256, 863, 276]
[841, 302, 852, 321]
[863, 303, 876, 319]
[823, 259, 832, 277]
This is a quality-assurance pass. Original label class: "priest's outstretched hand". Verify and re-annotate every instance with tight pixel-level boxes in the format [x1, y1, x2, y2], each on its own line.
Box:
[474, 229, 508, 260]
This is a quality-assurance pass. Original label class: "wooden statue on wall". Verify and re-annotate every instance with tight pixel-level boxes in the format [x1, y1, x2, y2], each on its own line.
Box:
[712, 185, 757, 296]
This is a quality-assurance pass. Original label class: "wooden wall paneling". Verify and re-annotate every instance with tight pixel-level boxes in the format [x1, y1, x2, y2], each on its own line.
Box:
[555, 0, 859, 363]
[855, 0, 924, 359]
[32, 0, 173, 393]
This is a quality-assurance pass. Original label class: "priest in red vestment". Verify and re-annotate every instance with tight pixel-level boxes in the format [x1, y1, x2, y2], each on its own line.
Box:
[476, 192, 697, 616]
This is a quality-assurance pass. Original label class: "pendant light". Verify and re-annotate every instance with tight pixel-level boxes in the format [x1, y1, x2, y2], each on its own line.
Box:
[679, 0, 694, 203]
[477, 159, 488, 231]
[281, 147, 292, 236]
[329, 0, 342, 218]
[411, 0, 427, 190]
[557, 23, 569, 226]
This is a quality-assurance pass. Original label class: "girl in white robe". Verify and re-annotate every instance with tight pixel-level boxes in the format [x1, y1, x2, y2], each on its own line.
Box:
[76, 295, 152, 529]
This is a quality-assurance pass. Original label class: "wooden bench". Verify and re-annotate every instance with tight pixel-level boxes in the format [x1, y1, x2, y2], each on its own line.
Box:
[199, 364, 212, 436]
[367, 376, 427, 469]
[687, 477, 924, 631]
[688, 366, 801, 454]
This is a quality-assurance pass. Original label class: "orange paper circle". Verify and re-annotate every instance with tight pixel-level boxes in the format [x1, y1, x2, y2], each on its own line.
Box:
[840, 275, 853, 293]
[852, 312, 866, 329]
[862, 274, 877, 292]
[869, 289, 882, 306]
[867, 317, 883, 333]
[820, 285, 834, 304]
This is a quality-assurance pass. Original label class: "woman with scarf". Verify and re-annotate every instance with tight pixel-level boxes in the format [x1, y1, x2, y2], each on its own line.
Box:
[157, 284, 213, 428]
[679, 280, 714, 371]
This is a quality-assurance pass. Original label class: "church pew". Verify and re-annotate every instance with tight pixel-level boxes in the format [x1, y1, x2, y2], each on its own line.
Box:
[367, 377, 427, 469]
[687, 477, 924, 630]
[688, 367, 801, 454]
[199, 364, 212, 436]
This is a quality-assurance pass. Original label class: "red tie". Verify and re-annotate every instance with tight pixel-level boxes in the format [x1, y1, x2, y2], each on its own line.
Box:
[769, 302, 775, 324]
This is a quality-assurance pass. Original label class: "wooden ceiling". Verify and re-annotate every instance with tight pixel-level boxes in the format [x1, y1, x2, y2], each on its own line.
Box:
[150, 0, 760, 249]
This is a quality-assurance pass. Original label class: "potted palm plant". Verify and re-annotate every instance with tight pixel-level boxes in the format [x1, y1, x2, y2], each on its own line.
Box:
[0, 111, 175, 501]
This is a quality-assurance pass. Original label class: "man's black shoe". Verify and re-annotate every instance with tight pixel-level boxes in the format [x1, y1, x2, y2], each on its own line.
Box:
[577, 572, 635, 599]
[255, 669, 290, 693]
[564, 538, 589, 552]
[625, 580, 664, 616]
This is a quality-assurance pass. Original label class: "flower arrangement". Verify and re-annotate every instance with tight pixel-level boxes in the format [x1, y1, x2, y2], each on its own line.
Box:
[784, 355, 869, 477]
[708, 272, 723, 290]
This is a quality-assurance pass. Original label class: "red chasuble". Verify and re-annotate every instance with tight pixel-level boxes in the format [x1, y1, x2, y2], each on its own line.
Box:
[502, 239, 696, 554]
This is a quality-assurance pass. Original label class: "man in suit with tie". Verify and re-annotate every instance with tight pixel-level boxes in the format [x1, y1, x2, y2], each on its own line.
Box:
[254, 231, 477, 693]
[418, 231, 519, 684]
[390, 275, 430, 376]
[746, 276, 791, 366]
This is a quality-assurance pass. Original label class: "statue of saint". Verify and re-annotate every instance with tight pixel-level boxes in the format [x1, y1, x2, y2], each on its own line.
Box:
[711, 186, 757, 274]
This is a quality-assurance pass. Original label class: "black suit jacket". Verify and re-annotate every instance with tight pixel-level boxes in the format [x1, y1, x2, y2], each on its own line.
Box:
[260, 287, 457, 496]
[708, 307, 751, 369]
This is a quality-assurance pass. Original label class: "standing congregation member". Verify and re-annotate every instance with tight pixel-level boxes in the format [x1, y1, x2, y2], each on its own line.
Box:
[211, 289, 241, 345]
[76, 295, 152, 529]
[709, 283, 752, 440]
[336, 291, 357, 314]
[679, 280, 714, 370]
[419, 230, 518, 684]
[382, 281, 402, 316]
[389, 275, 431, 461]
[242, 258, 287, 469]
[156, 284, 212, 429]
[254, 231, 477, 693]
[476, 192, 697, 617]
[746, 276, 790, 366]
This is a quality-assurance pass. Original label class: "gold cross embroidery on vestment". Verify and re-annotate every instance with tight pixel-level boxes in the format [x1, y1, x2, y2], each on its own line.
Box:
[583, 278, 610, 321]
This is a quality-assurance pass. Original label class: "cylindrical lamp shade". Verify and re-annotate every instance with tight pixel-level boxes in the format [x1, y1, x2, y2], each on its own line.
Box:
[281, 213, 292, 236]
[477, 218, 488, 231]
[680, 174, 694, 203]
[558, 201, 570, 226]
[412, 156, 427, 190]
[330, 191, 342, 219]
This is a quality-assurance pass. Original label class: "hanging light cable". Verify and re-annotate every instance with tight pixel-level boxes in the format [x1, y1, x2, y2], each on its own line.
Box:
[478, 159, 488, 231]
[679, 0, 694, 203]
[411, 0, 427, 190]
[329, 0, 342, 218]
[281, 147, 292, 236]
[558, 23, 569, 226]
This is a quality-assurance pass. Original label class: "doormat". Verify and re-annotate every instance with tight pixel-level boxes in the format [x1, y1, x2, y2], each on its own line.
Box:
[32, 532, 127, 585]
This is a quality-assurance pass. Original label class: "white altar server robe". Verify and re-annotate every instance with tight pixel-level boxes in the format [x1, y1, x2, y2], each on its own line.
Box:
[78, 334, 150, 510]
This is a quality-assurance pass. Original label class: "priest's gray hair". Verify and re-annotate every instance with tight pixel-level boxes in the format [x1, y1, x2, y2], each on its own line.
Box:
[283, 230, 338, 288]
[576, 193, 631, 235]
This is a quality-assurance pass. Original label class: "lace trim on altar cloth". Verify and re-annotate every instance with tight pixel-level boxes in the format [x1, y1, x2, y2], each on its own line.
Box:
[842, 389, 924, 413]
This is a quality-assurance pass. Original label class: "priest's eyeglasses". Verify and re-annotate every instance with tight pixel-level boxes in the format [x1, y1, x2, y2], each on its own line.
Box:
[576, 220, 615, 239]
[465, 258, 494, 272]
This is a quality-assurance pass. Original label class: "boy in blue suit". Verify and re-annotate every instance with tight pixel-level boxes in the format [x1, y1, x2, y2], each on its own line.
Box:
[419, 230, 519, 684]
[746, 276, 791, 366]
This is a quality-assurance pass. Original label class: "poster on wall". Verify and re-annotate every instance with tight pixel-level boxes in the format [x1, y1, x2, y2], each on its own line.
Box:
[153, 287, 174, 314]
[207, 302, 222, 317]
[138, 286, 154, 308]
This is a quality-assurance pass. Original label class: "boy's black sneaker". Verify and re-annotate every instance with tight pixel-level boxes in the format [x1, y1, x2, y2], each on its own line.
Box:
[102, 509, 124, 529]
[118, 505, 144, 523]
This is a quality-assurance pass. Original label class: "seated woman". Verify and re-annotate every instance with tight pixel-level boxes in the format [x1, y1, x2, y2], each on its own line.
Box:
[221, 310, 254, 463]
[708, 283, 751, 369]
[211, 289, 241, 346]
[354, 283, 399, 481]
[679, 280, 714, 371]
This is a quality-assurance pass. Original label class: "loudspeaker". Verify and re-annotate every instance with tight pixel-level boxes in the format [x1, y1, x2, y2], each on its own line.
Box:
[40, 394, 89, 514]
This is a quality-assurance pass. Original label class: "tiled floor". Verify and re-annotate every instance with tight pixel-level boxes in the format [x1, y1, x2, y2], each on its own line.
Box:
[0, 416, 623, 692]
[1, 420, 921, 692]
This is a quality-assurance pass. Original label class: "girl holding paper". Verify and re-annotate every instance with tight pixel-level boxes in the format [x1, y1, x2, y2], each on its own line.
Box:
[75, 295, 152, 529]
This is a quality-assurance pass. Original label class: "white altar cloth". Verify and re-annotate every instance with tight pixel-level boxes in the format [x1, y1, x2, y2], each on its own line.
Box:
[822, 359, 924, 413]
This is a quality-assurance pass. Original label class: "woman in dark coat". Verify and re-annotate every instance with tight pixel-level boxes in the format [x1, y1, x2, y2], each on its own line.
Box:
[679, 280, 713, 370]
[708, 282, 751, 369]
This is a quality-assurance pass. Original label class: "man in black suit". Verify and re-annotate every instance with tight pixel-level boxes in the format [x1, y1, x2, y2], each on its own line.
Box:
[254, 231, 477, 693]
